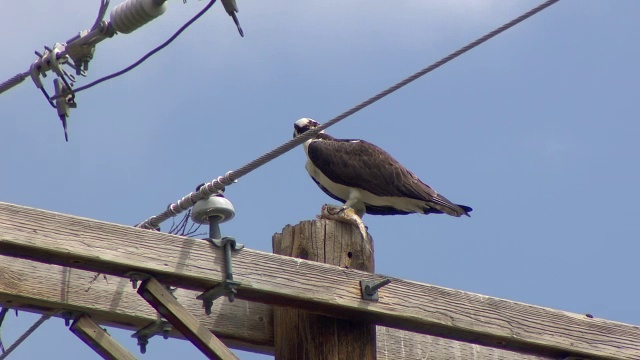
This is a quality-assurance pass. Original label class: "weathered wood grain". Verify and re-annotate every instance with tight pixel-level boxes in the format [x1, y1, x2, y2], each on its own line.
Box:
[273, 219, 376, 360]
[70, 314, 138, 360]
[1, 255, 556, 359]
[0, 255, 273, 353]
[376, 327, 553, 360]
[0, 202, 637, 360]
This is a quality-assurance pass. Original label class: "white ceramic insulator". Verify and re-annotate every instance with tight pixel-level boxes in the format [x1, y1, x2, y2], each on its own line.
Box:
[110, 0, 167, 34]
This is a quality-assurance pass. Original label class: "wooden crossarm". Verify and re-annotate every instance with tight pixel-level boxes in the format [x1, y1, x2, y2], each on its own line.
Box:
[0, 202, 637, 360]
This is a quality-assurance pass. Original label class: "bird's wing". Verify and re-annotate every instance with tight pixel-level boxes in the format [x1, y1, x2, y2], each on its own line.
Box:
[307, 139, 469, 216]
[307, 139, 432, 198]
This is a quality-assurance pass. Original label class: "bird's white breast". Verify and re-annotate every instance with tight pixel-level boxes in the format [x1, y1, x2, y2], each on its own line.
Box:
[303, 139, 428, 213]
[303, 139, 352, 201]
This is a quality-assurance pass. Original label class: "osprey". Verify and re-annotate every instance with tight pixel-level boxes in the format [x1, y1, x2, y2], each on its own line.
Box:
[293, 118, 472, 218]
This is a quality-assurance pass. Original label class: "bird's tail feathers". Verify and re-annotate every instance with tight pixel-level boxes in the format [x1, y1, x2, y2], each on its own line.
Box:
[428, 195, 472, 217]
[457, 204, 473, 217]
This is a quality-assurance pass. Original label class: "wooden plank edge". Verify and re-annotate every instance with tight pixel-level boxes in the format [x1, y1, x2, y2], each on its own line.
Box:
[0, 202, 638, 359]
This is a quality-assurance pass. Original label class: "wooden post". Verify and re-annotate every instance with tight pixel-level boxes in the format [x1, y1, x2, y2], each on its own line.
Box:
[3, 202, 640, 359]
[272, 219, 376, 360]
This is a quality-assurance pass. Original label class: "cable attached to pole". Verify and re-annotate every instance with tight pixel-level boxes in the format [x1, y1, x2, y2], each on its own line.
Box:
[136, 0, 560, 230]
[0, 313, 52, 360]
[51, 0, 217, 100]
[1, 0, 227, 142]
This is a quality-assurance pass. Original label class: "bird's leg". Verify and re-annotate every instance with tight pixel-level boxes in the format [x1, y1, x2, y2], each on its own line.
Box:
[336, 197, 366, 217]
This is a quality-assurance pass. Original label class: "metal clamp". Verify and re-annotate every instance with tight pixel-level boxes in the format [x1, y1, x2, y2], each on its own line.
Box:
[360, 278, 391, 301]
[196, 237, 243, 314]
[60, 310, 81, 327]
[131, 319, 172, 354]
[221, 0, 244, 37]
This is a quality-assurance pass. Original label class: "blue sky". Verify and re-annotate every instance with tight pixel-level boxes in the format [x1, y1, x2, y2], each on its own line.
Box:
[1, 1, 639, 358]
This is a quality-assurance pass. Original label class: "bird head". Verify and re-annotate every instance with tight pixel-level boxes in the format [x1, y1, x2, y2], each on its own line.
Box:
[293, 118, 320, 139]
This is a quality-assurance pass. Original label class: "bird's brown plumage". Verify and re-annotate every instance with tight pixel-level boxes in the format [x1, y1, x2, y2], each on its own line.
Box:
[307, 135, 471, 217]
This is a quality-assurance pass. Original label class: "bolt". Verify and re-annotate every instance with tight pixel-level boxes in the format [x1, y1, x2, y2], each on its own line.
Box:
[365, 278, 391, 296]
[137, 336, 148, 354]
[131, 278, 139, 289]
[162, 323, 172, 339]
[61, 311, 74, 327]
[203, 300, 213, 315]
[226, 285, 237, 303]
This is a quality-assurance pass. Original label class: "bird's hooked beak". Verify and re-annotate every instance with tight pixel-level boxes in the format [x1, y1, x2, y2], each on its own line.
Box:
[293, 118, 320, 139]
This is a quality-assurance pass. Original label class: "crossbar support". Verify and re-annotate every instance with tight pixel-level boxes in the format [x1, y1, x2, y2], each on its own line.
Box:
[0, 202, 638, 360]
[70, 314, 137, 360]
[137, 276, 238, 360]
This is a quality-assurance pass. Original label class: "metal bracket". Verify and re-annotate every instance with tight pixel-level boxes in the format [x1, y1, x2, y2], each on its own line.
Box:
[221, 0, 244, 37]
[53, 78, 73, 141]
[206, 236, 244, 251]
[60, 310, 82, 327]
[126, 271, 150, 290]
[196, 237, 243, 314]
[131, 319, 172, 354]
[360, 278, 391, 301]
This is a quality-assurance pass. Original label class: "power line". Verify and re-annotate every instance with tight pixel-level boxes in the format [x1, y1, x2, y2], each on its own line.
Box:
[0, 313, 52, 360]
[136, 0, 560, 230]
[50, 0, 217, 100]
[90, 0, 111, 31]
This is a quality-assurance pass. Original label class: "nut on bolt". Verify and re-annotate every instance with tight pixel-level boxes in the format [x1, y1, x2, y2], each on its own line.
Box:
[137, 335, 149, 354]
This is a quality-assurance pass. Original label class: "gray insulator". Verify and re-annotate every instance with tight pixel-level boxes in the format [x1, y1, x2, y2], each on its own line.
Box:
[191, 196, 235, 225]
[0, 73, 28, 95]
[110, 0, 167, 34]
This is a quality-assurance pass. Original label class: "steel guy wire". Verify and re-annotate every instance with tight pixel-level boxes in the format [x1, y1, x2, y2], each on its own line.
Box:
[0, 313, 52, 360]
[136, 0, 560, 230]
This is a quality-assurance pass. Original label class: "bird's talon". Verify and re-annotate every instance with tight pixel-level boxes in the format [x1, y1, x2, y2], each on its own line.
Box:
[323, 204, 344, 216]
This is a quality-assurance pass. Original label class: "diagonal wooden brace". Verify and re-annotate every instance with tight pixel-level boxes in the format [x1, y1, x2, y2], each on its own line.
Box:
[70, 314, 137, 360]
[137, 277, 238, 360]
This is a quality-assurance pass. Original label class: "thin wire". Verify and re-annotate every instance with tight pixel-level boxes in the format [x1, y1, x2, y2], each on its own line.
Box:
[136, 0, 560, 230]
[0, 314, 52, 359]
[91, 0, 110, 31]
[50, 0, 217, 101]
[0, 308, 8, 353]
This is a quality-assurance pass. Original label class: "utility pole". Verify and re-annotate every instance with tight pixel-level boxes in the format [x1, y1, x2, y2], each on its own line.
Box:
[272, 219, 376, 360]
[1, 202, 638, 360]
